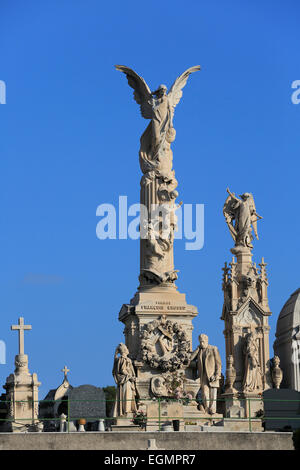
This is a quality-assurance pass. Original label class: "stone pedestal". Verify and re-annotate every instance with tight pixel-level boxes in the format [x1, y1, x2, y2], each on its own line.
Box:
[146, 401, 184, 431]
[217, 418, 263, 432]
[222, 391, 263, 420]
[119, 287, 198, 403]
[4, 354, 42, 432]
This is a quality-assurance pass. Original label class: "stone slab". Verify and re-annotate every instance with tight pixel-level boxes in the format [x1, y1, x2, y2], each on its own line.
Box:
[0, 431, 294, 450]
[67, 385, 105, 423]
[263, 388, 300, 431]
[216, 418, 263, 432]
[111, 425, 142, 432]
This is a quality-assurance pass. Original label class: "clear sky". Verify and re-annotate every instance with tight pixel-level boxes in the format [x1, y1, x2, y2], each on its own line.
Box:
[0, 0, 300, 397]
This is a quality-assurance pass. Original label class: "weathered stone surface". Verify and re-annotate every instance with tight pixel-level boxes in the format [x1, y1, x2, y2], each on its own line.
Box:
[263, 388, 300, 430]
[68, 385, 105, 422]
[274, 288, 300, 391]
[0, 431, 294, 450]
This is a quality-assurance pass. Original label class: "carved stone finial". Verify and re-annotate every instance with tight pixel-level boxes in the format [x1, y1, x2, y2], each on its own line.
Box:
[225, 355, 237, 394]
[271, 356, 283, 390]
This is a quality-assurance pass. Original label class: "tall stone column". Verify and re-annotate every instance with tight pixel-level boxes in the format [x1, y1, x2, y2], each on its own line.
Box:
[222, 189, 272, 419]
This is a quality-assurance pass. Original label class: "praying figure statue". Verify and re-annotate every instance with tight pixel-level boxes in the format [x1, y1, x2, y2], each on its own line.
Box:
[112, 343, 137, 417]
[190, 334, 222, 415]
[242, 332, 263, 393]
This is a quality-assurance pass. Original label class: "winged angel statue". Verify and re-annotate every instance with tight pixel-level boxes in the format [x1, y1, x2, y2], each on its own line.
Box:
[223, 188, 262, 250]
[115, 65, 201, 185]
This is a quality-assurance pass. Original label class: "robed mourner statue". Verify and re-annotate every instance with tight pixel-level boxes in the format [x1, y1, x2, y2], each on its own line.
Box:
[190, 334, 222, 415]
[112, 343, 137, 417]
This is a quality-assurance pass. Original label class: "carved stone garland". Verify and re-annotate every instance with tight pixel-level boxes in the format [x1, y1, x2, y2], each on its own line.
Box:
[140, 316, 191, 372]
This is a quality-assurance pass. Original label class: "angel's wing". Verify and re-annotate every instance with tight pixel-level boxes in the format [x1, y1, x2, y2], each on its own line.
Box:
[248, 194, 261, 240]
[223, 194, 238, 242]
[115, 65, 153, 119]
[167, 65, 201, 111]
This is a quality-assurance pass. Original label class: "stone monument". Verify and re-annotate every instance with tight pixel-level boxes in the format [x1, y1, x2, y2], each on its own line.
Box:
[114, 65, 201, 424]
[274, 288, 300, 391]
[221, 188, 272, 422]
[3, 317, 43, 432]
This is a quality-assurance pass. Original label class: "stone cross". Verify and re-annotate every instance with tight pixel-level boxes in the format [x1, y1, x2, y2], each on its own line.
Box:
[11, 317, 32, 355]
[61, 365, 70, 379]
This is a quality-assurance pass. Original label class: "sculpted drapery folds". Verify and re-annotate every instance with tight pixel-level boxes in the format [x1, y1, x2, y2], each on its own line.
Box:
[223, 188, 262, 250]
[112, 343, 137, 417]
[242, 332, 263, 393]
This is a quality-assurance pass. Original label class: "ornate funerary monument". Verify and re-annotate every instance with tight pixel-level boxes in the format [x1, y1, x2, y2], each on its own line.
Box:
[2, 317, 43, 432]
[221, 189, 273, 421]
[114, 65, 202, 426]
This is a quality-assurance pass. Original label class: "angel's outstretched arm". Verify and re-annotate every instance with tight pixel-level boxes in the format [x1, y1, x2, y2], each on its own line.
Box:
[226, 187, 239, 202]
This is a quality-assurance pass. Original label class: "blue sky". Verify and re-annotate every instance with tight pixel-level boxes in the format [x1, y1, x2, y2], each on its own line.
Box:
[0, 0, 299, 397]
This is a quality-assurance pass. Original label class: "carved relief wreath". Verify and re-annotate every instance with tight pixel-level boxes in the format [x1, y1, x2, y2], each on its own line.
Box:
[140, 315, 191, 372]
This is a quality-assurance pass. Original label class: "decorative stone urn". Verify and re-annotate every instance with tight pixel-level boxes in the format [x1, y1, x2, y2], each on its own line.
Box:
[271, 356, 283, 390]
[225, 355, 237, 394]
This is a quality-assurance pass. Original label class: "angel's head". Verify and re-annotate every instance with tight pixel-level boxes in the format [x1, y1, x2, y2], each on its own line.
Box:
[118, 342, 129, 357]
[152, 84, 167, 97]
[240, 192, 251, 201]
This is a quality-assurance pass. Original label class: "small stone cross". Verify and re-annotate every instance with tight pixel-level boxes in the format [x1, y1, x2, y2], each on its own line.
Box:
[61, 365, 70, 379]
[11, 317, 32, 355]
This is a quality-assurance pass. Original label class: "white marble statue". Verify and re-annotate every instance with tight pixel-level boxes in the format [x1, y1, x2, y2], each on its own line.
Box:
[242, 332, 263, 392]
[116, 65, 200, 286]
[115, 65, 200, 172]
[223, 188, 262, 249]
